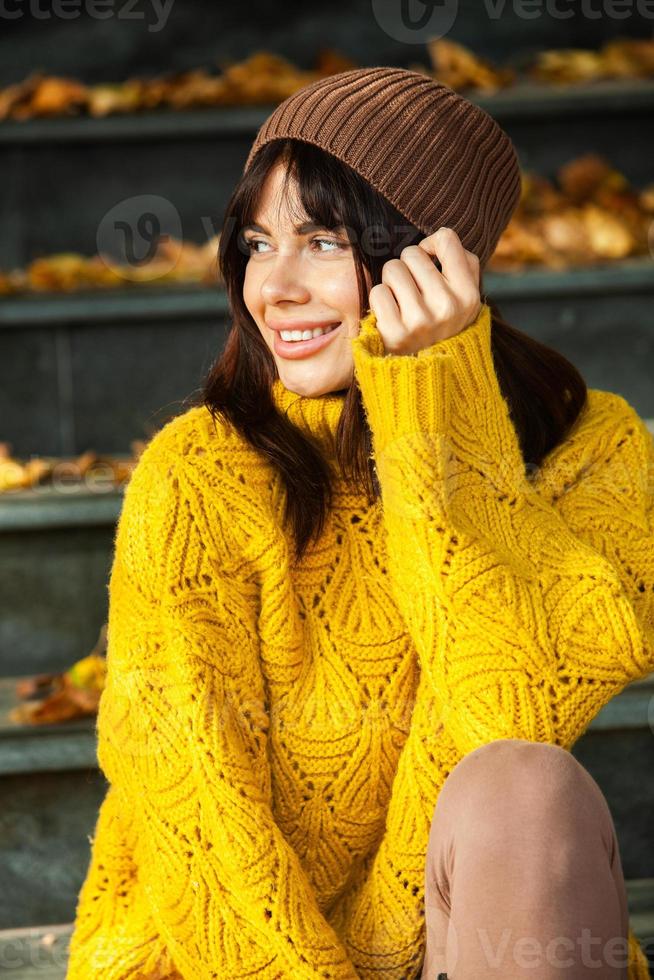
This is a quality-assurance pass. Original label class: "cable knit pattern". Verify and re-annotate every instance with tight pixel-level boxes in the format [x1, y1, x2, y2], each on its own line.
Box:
[66, 302, 653, 979]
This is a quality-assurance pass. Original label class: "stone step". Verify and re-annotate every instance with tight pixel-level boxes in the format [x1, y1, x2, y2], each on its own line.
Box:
[2, 673, 652, 778]
[0, 77, 653, 150]
[1, 257, 653, 329]
[0, 673, 653, 930]
[0, 261, 653, 468]
[1, 879, 652, 979]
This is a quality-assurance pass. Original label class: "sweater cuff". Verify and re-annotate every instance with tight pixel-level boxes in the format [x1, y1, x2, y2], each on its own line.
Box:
[350, 311, 453, 457]
[351, 301, 528, 503]
[351, 302, 518, 464]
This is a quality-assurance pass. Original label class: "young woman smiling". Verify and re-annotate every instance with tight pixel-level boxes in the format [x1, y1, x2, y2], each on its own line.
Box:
[67, 68, 654, 980]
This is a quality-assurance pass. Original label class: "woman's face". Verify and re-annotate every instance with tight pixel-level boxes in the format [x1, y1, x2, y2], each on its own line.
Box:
[242, 161, 370, 397]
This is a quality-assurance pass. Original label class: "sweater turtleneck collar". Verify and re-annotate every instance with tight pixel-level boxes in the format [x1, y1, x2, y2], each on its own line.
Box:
[270, 377, 346, 459]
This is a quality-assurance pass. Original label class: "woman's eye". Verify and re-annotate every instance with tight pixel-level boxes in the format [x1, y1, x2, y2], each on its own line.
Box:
[311, 238, 345, 252]
[244, 237, 345, 254]
[244, 238, 270, 254]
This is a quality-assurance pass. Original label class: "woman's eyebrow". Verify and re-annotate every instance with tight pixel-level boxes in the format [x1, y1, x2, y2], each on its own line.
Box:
[242, 221, 334, 235]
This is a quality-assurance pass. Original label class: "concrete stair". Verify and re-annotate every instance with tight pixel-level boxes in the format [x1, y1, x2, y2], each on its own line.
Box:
[0, 880, 651, 979]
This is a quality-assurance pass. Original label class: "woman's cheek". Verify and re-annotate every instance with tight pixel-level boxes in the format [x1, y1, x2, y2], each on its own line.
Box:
[316, 268, 360, 323]
[242, 266, 262, 321]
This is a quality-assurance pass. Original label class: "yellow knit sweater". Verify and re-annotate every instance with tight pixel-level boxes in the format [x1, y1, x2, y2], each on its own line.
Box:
[66, 302, 653, 979]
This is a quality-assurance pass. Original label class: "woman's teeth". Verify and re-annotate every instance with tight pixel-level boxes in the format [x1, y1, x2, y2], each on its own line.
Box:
[280, 323, 339, 342]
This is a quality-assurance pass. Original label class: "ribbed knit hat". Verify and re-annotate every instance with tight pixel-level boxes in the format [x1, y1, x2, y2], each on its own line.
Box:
[244, 66, 522, 269]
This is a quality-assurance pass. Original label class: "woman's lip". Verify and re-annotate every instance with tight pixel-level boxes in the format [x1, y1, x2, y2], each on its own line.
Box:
[273, 322, 342, 360]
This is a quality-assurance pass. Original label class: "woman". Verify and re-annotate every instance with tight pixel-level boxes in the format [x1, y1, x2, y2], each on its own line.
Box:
[66, 68, 654, 979]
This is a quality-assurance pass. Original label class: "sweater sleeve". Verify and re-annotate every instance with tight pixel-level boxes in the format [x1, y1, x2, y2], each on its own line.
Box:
[349, 300, 652, 758]
[65, 426, 359, 980]
[326, 303, 654, 980]
[538, 392, 654, 665]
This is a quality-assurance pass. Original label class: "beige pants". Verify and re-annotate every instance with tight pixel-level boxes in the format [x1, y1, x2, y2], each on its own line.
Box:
[422, 738, 630, 979]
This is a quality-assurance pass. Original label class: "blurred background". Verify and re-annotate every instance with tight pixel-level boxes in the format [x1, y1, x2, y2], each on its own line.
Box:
[0, 2, 653, 975]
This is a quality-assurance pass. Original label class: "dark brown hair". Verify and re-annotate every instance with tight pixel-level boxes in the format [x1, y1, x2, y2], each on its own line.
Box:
[189, 138, 587, 563]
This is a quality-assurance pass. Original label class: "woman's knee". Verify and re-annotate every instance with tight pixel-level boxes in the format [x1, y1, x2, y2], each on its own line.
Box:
[430, 738, 612, 842]
[425, 738, 620, 908]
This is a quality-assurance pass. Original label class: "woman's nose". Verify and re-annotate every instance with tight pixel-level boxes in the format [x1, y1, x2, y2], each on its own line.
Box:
[260, 261, 311, 305]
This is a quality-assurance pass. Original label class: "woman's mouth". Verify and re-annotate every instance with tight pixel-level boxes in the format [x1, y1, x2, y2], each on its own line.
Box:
[273, 322, 342, 360]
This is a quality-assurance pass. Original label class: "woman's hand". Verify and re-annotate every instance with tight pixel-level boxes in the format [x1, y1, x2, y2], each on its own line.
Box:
[368, 226, 482, 355]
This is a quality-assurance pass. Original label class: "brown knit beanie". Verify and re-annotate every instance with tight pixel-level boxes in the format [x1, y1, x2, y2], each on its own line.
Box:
[244, 66, 522, 269]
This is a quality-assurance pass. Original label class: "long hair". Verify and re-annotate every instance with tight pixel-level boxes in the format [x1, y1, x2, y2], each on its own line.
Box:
[188, 138, 587, 563]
